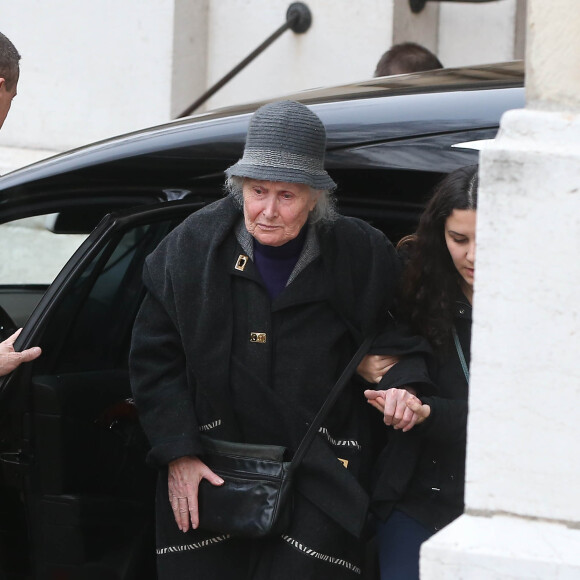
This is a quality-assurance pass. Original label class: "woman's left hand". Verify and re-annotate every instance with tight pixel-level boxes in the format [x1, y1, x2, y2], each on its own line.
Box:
[357, 354, 400, 383]
[168, 455, 224, 533]
[364, 388, 429, 432]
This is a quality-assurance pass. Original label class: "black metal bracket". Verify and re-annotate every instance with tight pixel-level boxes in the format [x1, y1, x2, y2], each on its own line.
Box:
[410, 0, 428, 12]
[410, 0, 498, 14]
[177, 2, 312, 118]
[287, 2, 312, 33]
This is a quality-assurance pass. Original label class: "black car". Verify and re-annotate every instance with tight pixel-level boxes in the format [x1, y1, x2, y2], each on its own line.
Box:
[0, 61, 524, 579]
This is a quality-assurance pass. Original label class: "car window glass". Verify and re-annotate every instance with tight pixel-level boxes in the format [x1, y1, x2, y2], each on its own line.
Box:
[35, 217, 180, 374]
[0, 215, 88, 285]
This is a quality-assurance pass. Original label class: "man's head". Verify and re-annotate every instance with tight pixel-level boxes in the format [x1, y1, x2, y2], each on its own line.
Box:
[0, 32, 21, 130]
[374, 42, 442, 77]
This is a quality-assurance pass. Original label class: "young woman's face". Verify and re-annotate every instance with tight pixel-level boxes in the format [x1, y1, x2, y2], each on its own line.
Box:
[445, 209, 476, 295]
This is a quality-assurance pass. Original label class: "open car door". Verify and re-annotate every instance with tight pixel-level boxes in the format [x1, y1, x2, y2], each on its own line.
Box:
[0, 200, 206, 579]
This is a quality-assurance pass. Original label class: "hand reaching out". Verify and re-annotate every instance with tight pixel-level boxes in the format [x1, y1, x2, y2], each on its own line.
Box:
[0, 329, 41, 377]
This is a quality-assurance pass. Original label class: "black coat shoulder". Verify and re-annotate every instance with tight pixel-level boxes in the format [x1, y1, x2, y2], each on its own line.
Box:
[143, 196, 241, 297]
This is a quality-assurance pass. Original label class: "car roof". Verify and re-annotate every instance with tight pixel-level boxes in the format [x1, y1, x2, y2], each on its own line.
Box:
[0, 61, 524, 213]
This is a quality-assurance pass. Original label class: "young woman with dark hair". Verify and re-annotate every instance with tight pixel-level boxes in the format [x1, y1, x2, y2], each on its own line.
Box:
[359, 164, 478, 580]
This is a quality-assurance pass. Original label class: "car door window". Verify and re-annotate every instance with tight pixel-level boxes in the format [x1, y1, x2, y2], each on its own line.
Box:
[35, 216, 181, 375]
[0, 215, 89, 335]
[0, 215, 88, 285]
[2, 206, 196, 580]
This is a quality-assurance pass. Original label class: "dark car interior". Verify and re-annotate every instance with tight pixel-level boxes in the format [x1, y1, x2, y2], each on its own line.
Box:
[0, 209, 192, 579]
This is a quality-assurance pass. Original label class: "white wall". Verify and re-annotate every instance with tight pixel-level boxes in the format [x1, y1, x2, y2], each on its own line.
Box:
[2, 0, 185, 151]
[171, 0, 209, 118]
[203, 0, 395, 111]
[439, 0, 518, 67]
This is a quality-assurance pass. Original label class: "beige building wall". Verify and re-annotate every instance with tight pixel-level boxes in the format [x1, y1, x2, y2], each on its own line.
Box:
[2, 0, 527, 175]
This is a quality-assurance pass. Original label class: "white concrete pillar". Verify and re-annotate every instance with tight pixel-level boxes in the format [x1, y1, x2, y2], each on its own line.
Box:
[392, 0, 440, 54]
[171, 0, 209, 119]
[438, 0, 519, 67]
[421, 0, 580, 577]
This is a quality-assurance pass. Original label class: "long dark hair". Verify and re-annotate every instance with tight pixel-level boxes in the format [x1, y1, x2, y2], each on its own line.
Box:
[398, 165, 478, 352]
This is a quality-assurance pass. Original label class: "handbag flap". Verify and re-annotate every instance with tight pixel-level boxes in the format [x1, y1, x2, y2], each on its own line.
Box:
[200, 435, 287, 462]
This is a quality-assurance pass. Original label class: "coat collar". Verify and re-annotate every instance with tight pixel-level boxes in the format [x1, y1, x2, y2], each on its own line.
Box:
[231, 218, 328, 311]
[234, 217, 320, 284]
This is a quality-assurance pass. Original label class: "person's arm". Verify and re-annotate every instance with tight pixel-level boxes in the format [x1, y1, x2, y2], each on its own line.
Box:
[0, 328, 41, 377]
[365, 387, 423, 432]
[365, 388, 467, 444]
[357, 353, 400, 384]
[358, 321, 436, 429]
[130, 288, 203, 464]
[417, 395, 468, 444]
[130, 266, 223, 531]
[368, 320, 436, 393]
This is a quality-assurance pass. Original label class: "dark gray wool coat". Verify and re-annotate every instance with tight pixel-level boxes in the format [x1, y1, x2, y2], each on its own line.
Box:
[130, 195, 418, 579]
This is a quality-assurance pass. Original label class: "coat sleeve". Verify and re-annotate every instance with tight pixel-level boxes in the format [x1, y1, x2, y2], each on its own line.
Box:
[370, 321, 436, 395]
[332, 220, 436, 394]
[129, 262, 203, 467]
[416, 396, 468, 444]
[329, 217, 402, 339]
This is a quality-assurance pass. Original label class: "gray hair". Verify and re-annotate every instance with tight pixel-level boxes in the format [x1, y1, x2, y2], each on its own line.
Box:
[0, 32, 20, 90]
[224, 176, 338, 224]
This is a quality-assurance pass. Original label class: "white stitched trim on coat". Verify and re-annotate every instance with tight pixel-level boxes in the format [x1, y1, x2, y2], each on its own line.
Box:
[318, 427, 361, 451]
[281, 535, 362, 575]
[199, 419, 222, 432]
[156, 534, 231, 555]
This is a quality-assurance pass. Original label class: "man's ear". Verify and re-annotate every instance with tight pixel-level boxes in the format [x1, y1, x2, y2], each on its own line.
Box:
[0, 78, 5, 91]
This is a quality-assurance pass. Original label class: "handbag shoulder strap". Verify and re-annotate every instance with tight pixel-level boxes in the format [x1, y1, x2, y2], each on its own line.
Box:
[289, 334, 375, 471]
[452, 325, 470, 383]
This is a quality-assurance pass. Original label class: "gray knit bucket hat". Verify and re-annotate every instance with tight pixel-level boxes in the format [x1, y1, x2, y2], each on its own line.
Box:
[225, 100, 336, 190]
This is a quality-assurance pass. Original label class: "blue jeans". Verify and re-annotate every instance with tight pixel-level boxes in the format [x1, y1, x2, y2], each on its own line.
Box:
[376, 510, 433, 580]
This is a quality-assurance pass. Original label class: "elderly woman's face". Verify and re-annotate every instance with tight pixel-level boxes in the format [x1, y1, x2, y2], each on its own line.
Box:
[242, 179, 318, 246]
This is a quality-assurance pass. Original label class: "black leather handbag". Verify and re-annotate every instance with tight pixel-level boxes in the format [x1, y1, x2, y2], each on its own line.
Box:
[197, 336, 373, 538]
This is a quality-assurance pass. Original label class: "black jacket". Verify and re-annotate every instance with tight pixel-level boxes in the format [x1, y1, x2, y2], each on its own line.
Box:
[372, 296, 471, 532]
[129, 195, 421, 539]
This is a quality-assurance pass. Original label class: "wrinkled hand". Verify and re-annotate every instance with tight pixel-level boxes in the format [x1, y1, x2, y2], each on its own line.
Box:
[357, 354, 400, 383]
[168, 455, 224, 532]
[0, 329, 41, 377]
[364, 388, 430, 432]
[405, 396, 431, 427]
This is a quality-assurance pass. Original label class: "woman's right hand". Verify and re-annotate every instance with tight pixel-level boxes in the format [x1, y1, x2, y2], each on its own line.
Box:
[364, 388, 431, 432]
[168, 456, 224, 532]
[356, 354, 400, 383]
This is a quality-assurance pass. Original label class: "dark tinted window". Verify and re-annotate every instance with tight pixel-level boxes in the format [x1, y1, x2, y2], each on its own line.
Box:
[36, 218, 180, 374]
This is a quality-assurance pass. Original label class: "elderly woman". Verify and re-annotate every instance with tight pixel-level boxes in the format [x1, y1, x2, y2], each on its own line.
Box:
[130, 100, 404, 579]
